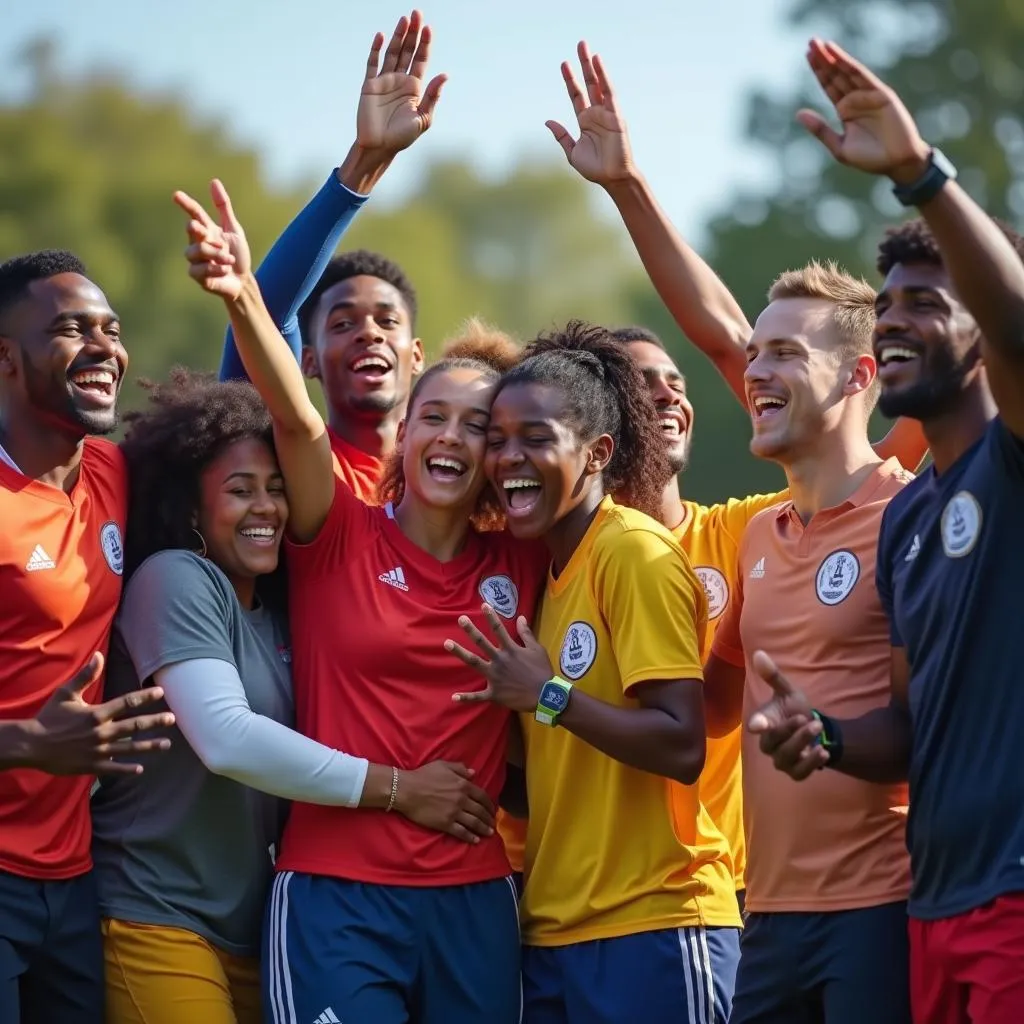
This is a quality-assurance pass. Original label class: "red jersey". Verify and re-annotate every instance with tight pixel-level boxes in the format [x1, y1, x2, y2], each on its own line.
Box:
[0, 438, 128, 879]
[329, 429, 384, 505]
[277, 480, 548, 885]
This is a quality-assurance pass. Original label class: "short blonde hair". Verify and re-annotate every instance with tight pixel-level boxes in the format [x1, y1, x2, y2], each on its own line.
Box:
[767, 260, 876, 361]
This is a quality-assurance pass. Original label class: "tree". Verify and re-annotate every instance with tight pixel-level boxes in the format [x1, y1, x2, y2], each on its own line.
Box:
[705, 0, 1024, 322]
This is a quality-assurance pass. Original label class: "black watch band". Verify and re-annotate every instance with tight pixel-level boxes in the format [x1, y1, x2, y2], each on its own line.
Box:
[892, 148, 958, 208]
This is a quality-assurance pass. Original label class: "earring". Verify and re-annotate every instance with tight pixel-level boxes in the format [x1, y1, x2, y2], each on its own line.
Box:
[191, 528, 208, 559]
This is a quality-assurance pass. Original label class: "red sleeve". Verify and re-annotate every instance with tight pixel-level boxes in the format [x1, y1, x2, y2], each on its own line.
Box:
[284, 474, 371, 575]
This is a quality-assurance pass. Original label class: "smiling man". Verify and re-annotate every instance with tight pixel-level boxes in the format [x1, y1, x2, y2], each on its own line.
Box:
[0, 249, 173, 1023]
[700, 261, 916, 1024]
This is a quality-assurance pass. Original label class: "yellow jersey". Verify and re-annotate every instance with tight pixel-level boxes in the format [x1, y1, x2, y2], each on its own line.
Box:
[520, 497, 739, 946]
[672, 491, 786, 891]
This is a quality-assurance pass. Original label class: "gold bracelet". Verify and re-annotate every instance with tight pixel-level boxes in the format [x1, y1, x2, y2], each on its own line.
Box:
[385, 766, 399, 812]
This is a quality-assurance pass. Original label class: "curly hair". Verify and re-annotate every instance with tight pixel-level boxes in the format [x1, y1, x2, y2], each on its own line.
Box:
[495, 320, 670, 520]
[120, 368, 286, 606]
[611, 325, 666, 349]
[377, 320, 521, 531]
[298, 249, 418, 344]
[0, 249, 87, 322]
[877, 217, 1024, 275]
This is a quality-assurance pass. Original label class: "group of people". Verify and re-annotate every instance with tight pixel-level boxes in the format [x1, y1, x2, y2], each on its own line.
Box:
[1, 11, 1021, 1024]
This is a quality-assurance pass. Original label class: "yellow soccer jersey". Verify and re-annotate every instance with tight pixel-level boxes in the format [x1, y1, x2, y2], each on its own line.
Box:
[673, 491, 787, 891]
[520, 497, 740, 946]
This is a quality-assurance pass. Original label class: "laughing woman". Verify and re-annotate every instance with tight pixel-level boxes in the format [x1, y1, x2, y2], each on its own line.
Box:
[174, 180, 546, 1024]
[90, 372, 499, 1024]
[447, 323, 743, 1024]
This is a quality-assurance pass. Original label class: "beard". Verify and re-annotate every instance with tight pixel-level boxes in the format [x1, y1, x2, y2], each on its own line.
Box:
[24, 363, 119, 437]
[878, 343, 980, 421]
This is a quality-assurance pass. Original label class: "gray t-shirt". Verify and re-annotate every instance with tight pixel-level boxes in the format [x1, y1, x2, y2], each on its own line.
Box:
[91, 550, 293, 956]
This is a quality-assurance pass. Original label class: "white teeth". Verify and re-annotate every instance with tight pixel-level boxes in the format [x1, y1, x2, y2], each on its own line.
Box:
[71, 370, 115, 386]
[503, 479, 541, 490]
[878, 346, 918, 366]
[753, 396, 786, 413]
[240, 527, 275, 538]
[428, 456, 466, 473]
[353, 356, 390, 372]
[659, 417, 681, 436]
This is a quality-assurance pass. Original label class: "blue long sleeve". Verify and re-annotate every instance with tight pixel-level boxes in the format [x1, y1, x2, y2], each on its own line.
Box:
[219, 172, 368, 381]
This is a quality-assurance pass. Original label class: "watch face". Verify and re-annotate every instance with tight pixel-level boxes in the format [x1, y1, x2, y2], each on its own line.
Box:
[540, 682, 569, 713]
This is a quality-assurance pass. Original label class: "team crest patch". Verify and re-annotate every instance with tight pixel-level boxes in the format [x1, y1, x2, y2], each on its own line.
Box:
[478, 574, 519, 619]
[695, 566, 729, 620]
[560, 621, 597, 680]
[815, 549, 860, 606]
[941, 490, 982, 559]
[100, 521, 124, 576]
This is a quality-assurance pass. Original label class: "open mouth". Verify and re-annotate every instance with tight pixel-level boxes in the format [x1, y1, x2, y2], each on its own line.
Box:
[69, 368, 117, 402]
[238, 525, 278, 547]
[875, 343, 921, 382]
[502, 477, 543, 515]
[751, 395, 788, 421]
[350, 355, 393, 383]
[426, 455, 468, 483]
[659, 414, 685, 440]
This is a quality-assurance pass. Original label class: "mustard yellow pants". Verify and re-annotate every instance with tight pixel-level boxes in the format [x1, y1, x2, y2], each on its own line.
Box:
[102, 918, 262, 1024]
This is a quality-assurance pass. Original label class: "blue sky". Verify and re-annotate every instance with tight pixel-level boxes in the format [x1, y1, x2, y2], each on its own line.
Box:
[5, 0, 810, 243]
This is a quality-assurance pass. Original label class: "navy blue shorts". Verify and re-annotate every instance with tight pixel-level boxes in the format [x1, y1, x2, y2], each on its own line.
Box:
[523, 924, 740, 1024]
[264, 871, 521, 1024]
[731, 901, 910, 1024]
[0, 869, 104, 1024]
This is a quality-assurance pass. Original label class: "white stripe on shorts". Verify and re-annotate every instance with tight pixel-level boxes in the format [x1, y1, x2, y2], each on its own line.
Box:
[268, 871, 298, 1024]
[677, 926, 716, 1024]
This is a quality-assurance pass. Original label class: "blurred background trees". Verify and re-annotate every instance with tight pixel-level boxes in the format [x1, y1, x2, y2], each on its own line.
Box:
[2, 0, 1020, 501]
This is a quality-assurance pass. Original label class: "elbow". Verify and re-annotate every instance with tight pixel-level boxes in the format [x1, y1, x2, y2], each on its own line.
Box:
[196, 746, 237, 778]
[667, 733, 706, 786]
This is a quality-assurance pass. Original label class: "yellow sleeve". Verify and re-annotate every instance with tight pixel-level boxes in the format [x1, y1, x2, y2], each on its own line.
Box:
[715, 491, 789, 548]
[595, 528, 706, 693]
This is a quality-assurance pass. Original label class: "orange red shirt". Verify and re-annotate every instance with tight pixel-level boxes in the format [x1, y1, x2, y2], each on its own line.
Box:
[329, 429, 384, 504]
[0, 438, 128, 878]
[712, 459, 912, 913]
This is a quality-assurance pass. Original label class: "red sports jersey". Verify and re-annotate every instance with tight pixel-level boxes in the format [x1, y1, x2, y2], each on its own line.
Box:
[0, 438, 128, 879]
[277, 481, 548, 885]
[329, 429, 384, 505]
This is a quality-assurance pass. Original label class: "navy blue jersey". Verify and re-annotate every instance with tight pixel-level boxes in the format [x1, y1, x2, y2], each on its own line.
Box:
[876, 417, 1024, 920]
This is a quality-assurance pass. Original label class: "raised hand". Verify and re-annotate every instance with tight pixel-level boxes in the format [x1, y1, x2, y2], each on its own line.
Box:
[797, 39, 930, 179]
[173, 180, 250, 301]
[357, 10, 447, 157]
[747, 650, 827, 779]
[546, 41, 635, 187]
[446, 606, 553, 713]
[24, 653, 175, 776]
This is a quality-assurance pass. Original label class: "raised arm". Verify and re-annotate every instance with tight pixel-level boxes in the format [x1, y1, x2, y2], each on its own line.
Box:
[175, 182, 333, 542]
[220, 10, 447, 380]
[547, 42, 928, 469]
[546, 42, 750, 401]
[797, 38, 1024, 438]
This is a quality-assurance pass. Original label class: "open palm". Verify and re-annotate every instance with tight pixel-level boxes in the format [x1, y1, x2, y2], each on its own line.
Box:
[357, 10, 447, 155]
[798, 39, 928, 176]
[547, 42, 634, 186]
[173, 180, 251, 301]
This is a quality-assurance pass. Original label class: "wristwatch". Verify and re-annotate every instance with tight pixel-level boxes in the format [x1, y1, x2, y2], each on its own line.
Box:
[535, 676, 574, 726]
[891, 148, 957, 208]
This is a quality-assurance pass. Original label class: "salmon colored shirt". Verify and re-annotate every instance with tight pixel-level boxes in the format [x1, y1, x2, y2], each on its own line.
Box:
[712, 459, 912, 914]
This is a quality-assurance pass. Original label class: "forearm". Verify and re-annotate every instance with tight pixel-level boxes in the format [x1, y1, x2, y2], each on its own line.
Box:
[829, 703, 911, 784]
[913, 179, 1024, 361]
[559, 688, 705, 784]
[605, 172, 752, 401]
[219, 146, 385, 381]
[703, 654, 745, 739]
[223, 275, 323, 436]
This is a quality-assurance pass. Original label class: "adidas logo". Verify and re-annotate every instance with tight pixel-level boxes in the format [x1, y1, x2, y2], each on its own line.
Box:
[905, 534, 921, 562]
[25, 545, 55, 572]
[748, 556, 766, 579]
[314, 1010, 341, 1024]
[378, 566, 409, 592]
